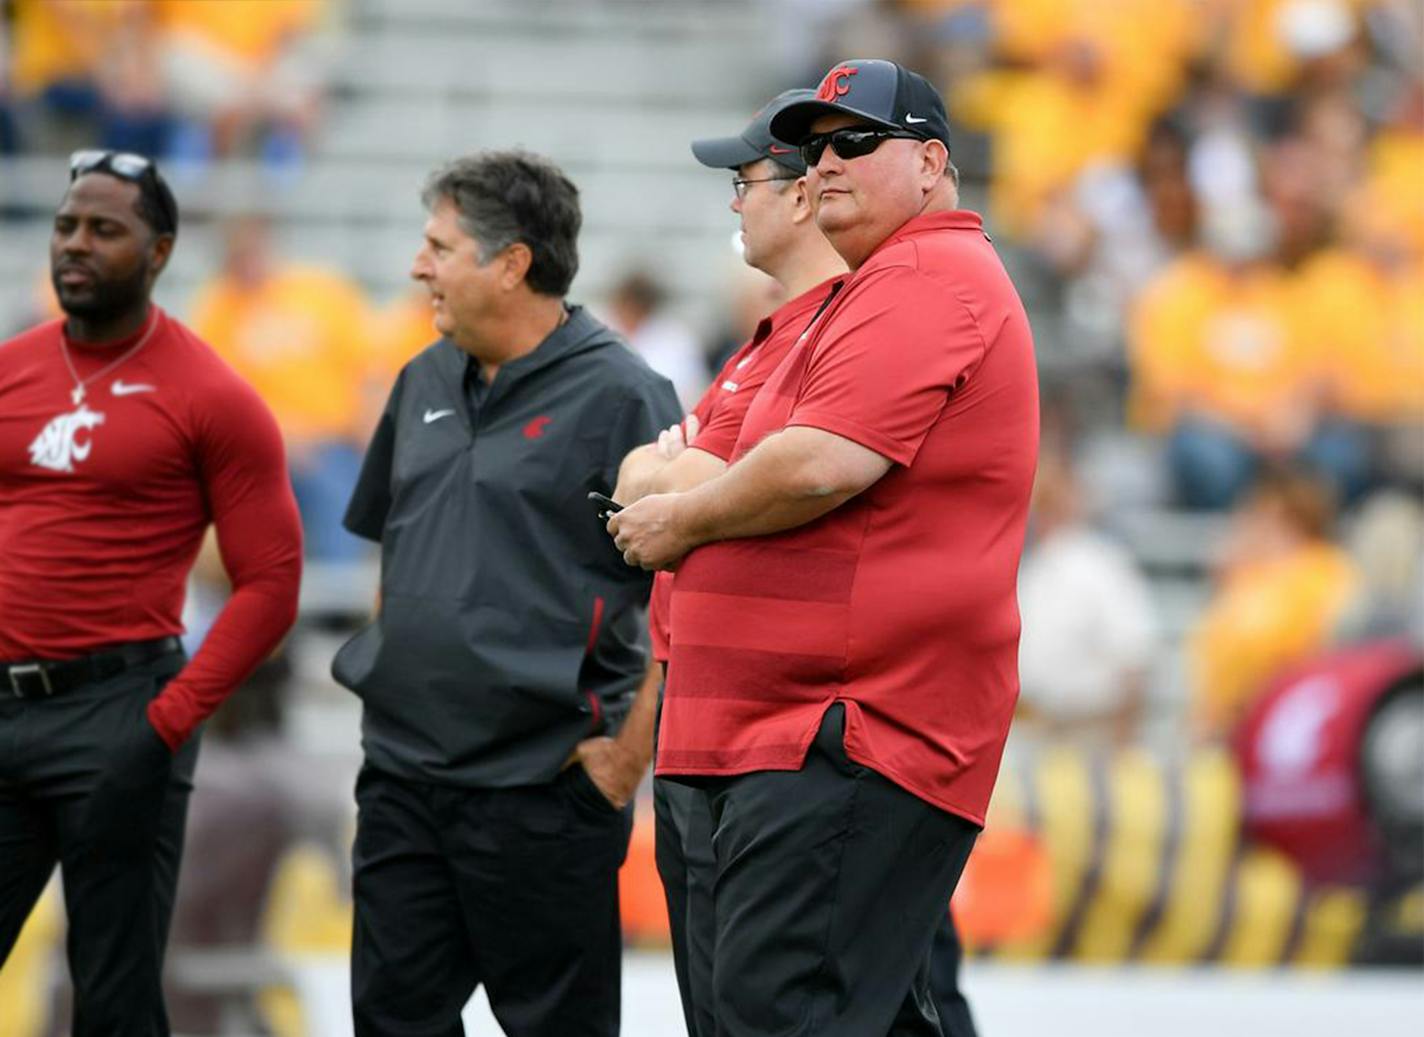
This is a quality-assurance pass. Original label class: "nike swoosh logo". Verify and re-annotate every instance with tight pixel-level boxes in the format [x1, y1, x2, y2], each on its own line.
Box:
[768, 145, 793, 154]
[905, 114, 928, 124]
[111, 380, 155, 396]
[424, 408, 456, 424]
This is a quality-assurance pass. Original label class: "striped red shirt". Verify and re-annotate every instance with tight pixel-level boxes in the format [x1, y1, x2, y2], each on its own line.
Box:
[656, 211, 1038, 825]
[648, 278, 841, 662]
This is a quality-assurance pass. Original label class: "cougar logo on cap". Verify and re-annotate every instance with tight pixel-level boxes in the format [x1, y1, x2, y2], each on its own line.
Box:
[817, 65, 858, 102]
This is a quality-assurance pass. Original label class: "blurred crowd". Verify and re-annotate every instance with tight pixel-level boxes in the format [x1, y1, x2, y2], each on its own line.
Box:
[0, 0, 331, 171]
[803, 0, 1423, 497]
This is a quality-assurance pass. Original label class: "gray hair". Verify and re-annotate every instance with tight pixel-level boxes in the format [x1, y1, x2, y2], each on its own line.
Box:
[421, 150, 582, 297]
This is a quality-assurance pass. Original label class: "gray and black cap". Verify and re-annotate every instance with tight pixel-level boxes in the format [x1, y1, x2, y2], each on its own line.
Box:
[769, 59, 951, 151]
[691, 88, 815, 175]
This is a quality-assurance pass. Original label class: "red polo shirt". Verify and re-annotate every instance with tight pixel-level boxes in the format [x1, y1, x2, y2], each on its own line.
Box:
[648, 278, 841, 661]
[656, 210, 1038, 825]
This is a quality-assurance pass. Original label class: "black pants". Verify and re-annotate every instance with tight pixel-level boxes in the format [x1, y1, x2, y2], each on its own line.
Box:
[653, 775, 717, 1037]
[697, 703, 979, 1037]
[351, 764, 634, 1037]
[656, 777, 980, 1037]
[932, 908, 979, 1037]
[0, 653, 197, 1037]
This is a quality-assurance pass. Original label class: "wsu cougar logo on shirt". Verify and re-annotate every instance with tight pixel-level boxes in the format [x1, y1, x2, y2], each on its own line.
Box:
[29, 404, 105, 473]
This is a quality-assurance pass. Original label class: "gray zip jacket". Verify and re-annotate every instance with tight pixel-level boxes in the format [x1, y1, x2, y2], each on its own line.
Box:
[332, 306, 681, 787]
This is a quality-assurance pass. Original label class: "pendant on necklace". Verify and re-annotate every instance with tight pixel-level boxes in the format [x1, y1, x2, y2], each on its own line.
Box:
[71, 386, 85, 406]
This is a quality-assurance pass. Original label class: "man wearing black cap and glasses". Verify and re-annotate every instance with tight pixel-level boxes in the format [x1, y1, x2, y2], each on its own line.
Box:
[610, 59, 1037, 1036]
[0, 151, 302, 1034]
[611, 88, 847, 1037]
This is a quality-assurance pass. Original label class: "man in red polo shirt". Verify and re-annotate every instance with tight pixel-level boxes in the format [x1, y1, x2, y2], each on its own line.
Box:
[612, 89, 847, 1037]
[610, 60, 1038, 1036]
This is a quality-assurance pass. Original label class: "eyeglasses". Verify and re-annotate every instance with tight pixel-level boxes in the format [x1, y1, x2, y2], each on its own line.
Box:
[799, 128, 923, 167]
[732, 175, 797, 200]
[68, 149, 177, 235]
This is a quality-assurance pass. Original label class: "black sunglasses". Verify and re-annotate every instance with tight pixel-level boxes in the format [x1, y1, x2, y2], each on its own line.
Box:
[68, 150, 177, 234]
[799, 128, 924, 167]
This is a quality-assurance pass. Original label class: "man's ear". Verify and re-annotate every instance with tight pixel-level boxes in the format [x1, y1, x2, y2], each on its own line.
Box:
[148, 234, 176, 282]
[500, 242, 534, 289]
[790, 176, 814, 226]
[920, 140, 949, 189]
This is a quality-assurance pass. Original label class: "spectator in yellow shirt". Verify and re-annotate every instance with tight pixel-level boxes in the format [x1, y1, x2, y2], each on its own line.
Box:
[8, 0, 169, 156]
[1221, 0, 1366, 98]
[1191, 466, 1360, 740]
[1296, 198, 1424, 426]
[953, 0, 1200, 239]
[1129, 199, 1369, 508]
[370, 289, 438, 386]
[358, 289, 437, 437]
[957, 37, 1150, 239]
[190, 216, 373, 560]
[1031, 117, 1199, 362]
[155, 0, 328, 164]
[9, 0, 128, 102]
[1365, 118, 1424, 259]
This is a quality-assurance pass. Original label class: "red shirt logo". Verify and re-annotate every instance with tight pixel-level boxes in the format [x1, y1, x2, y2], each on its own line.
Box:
[817, 65, 858, 102]
[522, 415, 552, 440]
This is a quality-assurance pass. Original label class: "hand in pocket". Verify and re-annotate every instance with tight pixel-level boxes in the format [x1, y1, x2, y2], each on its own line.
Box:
[83, 703, 175, 850]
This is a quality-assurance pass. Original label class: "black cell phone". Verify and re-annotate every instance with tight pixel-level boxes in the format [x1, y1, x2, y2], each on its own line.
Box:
[588, 491, 623, 519]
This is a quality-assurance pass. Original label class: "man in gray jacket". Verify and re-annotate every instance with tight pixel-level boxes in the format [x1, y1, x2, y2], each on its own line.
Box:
[333, 151, 680, 1036]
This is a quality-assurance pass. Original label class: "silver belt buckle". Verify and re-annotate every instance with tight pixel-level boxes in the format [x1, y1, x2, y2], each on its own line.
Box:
[8, 663, 53, 697]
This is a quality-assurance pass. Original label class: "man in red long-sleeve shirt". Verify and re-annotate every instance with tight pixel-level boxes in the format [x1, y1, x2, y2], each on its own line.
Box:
[0, 151, 302, 1036]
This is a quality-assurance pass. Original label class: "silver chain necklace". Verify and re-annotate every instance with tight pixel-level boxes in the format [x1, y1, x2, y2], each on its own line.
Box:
[59, 315, 160, 406]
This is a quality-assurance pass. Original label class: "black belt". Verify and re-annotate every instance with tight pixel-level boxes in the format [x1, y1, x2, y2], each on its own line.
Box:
[2, 637, 183, 699]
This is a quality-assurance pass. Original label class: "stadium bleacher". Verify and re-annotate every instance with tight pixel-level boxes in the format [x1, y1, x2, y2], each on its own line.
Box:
[1, 0, 787, 331]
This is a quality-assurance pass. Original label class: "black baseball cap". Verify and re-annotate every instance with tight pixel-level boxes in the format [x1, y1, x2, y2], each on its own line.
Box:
[691, 89, 815, 175]
[769, 59, 951, 151]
